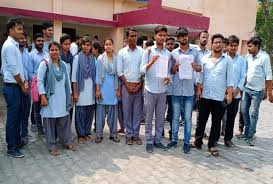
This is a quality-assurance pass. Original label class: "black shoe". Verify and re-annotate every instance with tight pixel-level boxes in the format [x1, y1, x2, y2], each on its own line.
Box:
[190, 142, 202, 150]
[16, 141, 30, 149]
[167, 141, 177, 149]
[153, 142, 167, 151]
[183, 143, 190, 154]
[7, 150, 25, 158]
[224, 140, 236, 148]
[146, 144, 153, 153]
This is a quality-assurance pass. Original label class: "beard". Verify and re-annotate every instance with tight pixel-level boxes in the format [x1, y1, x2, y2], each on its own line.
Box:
[36, 45, 44, 50]
[200, 41, 207, 46]
[213, 49, 222, 54]
[180, 42, 187, 46]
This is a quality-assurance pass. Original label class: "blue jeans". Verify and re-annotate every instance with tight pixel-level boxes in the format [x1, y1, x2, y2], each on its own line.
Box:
[241, 88, 264, 138]
[171, 95, 193, 145]
[3, 84, 22, 151]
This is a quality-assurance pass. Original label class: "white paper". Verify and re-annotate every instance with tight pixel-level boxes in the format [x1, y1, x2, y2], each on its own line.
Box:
[178, 54, 194, 80]
[155, 55, 169, 78]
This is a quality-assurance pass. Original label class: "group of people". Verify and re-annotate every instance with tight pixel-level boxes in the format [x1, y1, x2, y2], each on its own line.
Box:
[1, 18, 272, 158]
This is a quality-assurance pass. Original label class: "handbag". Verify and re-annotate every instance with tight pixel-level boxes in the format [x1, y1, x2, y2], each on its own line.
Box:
[30, 60, 48, 102]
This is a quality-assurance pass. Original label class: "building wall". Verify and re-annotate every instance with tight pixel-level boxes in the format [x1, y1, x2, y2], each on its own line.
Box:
[0, 0, 146, 20]
[162, 0, 257, 54]
[162, 0, 204, 15]
[0, 0, 257, 53]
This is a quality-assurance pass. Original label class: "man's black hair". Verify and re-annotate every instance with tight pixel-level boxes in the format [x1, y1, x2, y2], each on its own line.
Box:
[6, 18, 24, 34]
[154, 25, 167, 34]
[211, 34, 224, 43]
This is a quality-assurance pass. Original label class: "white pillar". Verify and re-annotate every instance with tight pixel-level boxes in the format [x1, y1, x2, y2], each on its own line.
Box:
[53, 20, 62, 42]
[111, 27, 125, 54]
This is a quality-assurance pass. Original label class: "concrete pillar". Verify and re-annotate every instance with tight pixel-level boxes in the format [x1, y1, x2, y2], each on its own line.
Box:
[52, 0, 63, 42]
[53, 20, 62, 42]
[111, 27, 125, 54]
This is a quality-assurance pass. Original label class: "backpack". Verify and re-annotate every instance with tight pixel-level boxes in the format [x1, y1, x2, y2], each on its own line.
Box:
[30, 60, 48, 102]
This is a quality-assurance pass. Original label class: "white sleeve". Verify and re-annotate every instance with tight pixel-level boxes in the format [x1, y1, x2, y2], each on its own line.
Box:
[71, 55, 78, 82]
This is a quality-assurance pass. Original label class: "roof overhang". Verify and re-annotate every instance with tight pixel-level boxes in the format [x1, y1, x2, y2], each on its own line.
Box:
[114, 0, 210, 31]
[0, 0, 210, 31]
[0, 6, 117, 27]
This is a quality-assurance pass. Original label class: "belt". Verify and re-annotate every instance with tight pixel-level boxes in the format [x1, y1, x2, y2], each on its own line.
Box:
[4, 82, 20, 87]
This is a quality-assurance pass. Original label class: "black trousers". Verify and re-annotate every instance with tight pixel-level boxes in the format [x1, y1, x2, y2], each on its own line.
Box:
[162, 95, 173, 137]
[194, 98, 226, 148]
[166, 95, 173, 131]
[224, 99, 240, 141]
[238, 100, 244, 132]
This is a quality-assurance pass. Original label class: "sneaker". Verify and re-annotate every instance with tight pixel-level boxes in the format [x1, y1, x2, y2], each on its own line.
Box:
[7, 150, 25, 158]
[183, 143, 190, 154]
[16, 141, 30, 149]
[31, 124, 37, 133]
[167, 141, 177, 149]
[238, 134, 248, 140]
[247, 138, 255, 146]
[224, 140, 236, 148]
[153, 142, 167, 151]
[146, 144, 153, 153]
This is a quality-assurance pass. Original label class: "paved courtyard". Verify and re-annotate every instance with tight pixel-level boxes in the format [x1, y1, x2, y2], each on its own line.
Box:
[0, 85, 273, 183]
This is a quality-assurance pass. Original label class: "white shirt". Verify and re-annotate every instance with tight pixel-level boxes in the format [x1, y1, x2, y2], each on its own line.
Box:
[71, 55, 95, 106]
[70, 42, 78, 56]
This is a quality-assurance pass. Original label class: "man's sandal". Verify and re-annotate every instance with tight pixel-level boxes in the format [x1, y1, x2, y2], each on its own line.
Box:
[50, 149, 60, 156]
[64, 144, 77, 151]
[209, 147, 219, 157]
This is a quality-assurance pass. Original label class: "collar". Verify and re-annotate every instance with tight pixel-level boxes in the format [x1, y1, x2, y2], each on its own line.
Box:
[34, 48, 45, 55]
[126, 45, 138, 52]
[7, 36, 19, 47]
[177, 45, 192, 54]
[197, 46, 209, 53]
[208, 52, 226, 59]
[227, 52, 240, 59]
[252, 50, 263, 59]
[151, 44, 167, 53]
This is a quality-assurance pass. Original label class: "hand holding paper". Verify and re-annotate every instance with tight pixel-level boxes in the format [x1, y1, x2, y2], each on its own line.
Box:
[155, 55, 169, 78]
[178, 54, 194, 80]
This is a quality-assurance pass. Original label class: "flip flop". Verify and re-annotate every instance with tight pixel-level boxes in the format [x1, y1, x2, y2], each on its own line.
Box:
[50, 149, 60, 156]
[78, 137, 86, 144]
[209, 147, 219, 157]
[95, 137, 103, 144]
[64, 144, 77, 151]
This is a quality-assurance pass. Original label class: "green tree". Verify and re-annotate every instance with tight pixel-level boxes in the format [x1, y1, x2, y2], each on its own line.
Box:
[256, 0, 273, 57]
